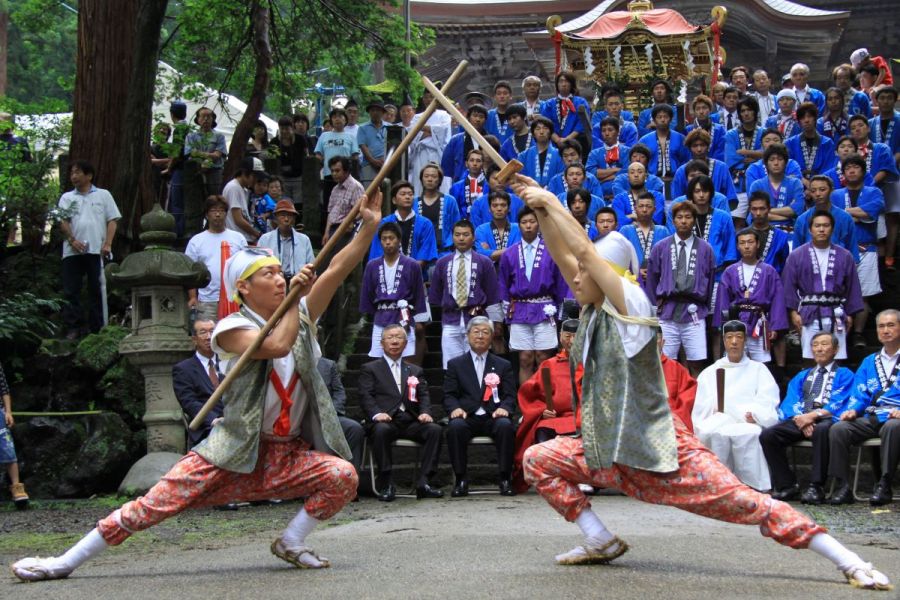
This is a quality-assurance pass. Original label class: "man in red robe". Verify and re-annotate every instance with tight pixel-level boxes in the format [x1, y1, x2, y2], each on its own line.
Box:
[659, 334, 697, 432]
[513, 319, 582, 492]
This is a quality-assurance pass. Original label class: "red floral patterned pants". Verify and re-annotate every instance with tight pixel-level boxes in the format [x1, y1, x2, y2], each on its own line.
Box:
[523, 417, 825, 549]
[98, 439, 358, 546]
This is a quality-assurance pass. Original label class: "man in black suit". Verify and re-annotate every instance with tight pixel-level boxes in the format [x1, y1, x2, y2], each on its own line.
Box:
[317, 356, 364, 476]
[444, 316, 517, 496]
[173, 319, 224, 447]
[358, 324, 444, 501]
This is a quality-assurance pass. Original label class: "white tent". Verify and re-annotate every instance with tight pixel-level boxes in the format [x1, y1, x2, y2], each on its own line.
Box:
[16, 62, 278, 152]
[154, 61, 279, 146]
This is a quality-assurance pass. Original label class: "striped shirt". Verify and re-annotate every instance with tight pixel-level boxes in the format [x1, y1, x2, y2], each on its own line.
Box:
[328, 174, 365, 224]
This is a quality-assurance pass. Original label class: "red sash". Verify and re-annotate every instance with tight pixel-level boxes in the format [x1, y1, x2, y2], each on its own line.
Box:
[269, 370, 300, 436]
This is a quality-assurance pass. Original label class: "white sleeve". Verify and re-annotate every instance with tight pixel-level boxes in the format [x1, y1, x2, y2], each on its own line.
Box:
[750, 364, 781, 427]
[692, 368, 716, 424]
[211, 315, 257, 361]
[613, 281, 655, 358]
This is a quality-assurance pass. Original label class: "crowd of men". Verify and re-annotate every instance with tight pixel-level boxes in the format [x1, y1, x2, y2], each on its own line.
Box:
[50, 48, 900, 508]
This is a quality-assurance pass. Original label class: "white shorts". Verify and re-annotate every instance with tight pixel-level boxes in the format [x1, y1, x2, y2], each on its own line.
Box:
[441, 325, 469, 368]
[802, 318, 847, 360]
[731, 192, 749, 220]
[744, 334, 771, 363]
[509, 321, 558, 351]
[660, 319, 708, 361]
[877, 214, 887, 239]
[857, 251, 882, 298]
[369, 324, 416, 358]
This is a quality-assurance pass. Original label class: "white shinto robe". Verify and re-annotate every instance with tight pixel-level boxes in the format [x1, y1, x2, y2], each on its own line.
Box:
[693, 356, 779, 490]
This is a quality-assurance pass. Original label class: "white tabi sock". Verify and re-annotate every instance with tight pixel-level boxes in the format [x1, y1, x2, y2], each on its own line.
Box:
[55, 528, 108, 571]
[281, 508, 319, 551]
[808, 533, 864, 571]
[575, 509, 614, 546]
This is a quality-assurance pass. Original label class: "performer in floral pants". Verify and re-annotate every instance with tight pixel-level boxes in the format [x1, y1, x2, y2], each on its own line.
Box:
[12, 192, 385, 582]
[513, 177, 891, 591]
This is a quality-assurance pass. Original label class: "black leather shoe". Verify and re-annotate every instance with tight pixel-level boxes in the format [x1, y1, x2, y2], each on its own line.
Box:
[377, 483, 397, 502]
[771, 484, 800, 501]
[870, 480, 894, 506]
[830, 482, 854, 505]
[800, 483, 825, 505]
[451, 479, 469, 497]
[416, 483, 444, 499]
[499, 479, 516, 496]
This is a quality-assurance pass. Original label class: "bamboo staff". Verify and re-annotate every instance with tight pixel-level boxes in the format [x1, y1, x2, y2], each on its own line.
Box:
[420, 76, 523, 183]
[189, 61, 469, 430]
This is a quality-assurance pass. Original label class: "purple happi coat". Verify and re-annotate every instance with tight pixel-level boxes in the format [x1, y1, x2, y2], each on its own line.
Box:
[360, 254, 428, 327]
[428, 250, 500, 325]
[497, 238, 565, 324]
[714, 260, 788, 336]
[782, 242, 863, 327]
[646, 234, 716, 322]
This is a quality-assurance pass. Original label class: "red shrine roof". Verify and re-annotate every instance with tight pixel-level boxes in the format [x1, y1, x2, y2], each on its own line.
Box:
[569, 8, 700, 39]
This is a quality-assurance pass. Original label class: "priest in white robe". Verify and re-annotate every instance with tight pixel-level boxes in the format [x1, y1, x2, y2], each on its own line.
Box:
[408, 93, 452, 196]
[693, 320, 780, 491]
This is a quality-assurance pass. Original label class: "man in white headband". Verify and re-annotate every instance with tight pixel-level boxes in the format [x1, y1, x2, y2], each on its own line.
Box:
[511, 175, 890, 590]
[12, 191, 386, 580]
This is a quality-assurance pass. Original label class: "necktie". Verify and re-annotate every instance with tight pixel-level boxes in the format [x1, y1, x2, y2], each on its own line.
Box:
[804, 367, 827, 412]
[207, 359, 220, 388]
[392, 361, 401, 390]
[727, 113, 733, 130]
[675, 240, 688, 289]
[525, 244, 534, 280]
[455, 254, 468, 308]
[476, 355, 485, 383]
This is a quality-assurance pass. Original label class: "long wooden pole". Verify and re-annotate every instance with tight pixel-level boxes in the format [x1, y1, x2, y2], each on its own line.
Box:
[189, 61, 469, 430]
[420, 76, 523, 183]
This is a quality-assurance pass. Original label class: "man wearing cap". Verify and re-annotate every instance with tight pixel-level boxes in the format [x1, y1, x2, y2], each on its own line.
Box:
[513, 179, 890, 590]
[512, 318, 580, 493]
[357, 100, 387, 187]
[851, 49, 893, 88]
[11, 190, 385, 582]
[765, 90, 801, 139]
[693, 320, 780, 491]
[186, 196, 248, 321]
[257, 200, 314, 283]
[223, 157, 264, 243]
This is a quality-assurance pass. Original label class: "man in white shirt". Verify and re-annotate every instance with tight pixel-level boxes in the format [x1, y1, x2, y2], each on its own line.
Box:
[751, 70, 776, 125]
[58, 160, 121, 338]
[223, 157, 264, 243]
[693, 320, 780, 491]
[186, 196, 248, 321]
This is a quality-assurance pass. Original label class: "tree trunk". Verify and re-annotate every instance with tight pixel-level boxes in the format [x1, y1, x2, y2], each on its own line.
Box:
[222, 1, 272, 181]
[70, 0, 168, 249]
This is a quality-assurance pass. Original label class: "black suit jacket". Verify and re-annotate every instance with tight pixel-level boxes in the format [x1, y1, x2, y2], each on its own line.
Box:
[317, 357, 347, 416]
[173, 355, 224, 447]
[443, 352, 516, 416]
[358, 358, 430, 421]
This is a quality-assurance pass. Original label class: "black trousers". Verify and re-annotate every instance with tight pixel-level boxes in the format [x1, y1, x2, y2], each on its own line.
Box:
[61, 254, 103, 333]
[759, 419, 833, 491]
[829, 417, 900, 484]
[339, 416, 365, 475]
[367, 412, 442, 487]
[446, 414, 514, 479]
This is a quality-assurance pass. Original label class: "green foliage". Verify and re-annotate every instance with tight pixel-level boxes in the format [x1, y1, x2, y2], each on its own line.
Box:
[0, 248, 63, 302]
[99, 360, 145, 427]
[74, 325, 129, 372]
[163, 0, 434, 117]
[7, 0, 78, 106]
[0, 293, 62, 371]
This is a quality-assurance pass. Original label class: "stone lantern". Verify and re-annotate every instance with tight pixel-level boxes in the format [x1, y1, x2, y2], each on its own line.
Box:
[106, 203, 210, 491]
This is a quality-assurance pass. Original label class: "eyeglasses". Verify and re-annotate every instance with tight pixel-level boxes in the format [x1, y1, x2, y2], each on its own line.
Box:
[194, 330, 214, 338]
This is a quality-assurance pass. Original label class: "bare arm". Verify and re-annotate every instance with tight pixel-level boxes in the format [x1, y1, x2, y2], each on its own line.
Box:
[305, 190, 384, 322]
[102, 219, 118, 255]
[513, 176, 626, 314]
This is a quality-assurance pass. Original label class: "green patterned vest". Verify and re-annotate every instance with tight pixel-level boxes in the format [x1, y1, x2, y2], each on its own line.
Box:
[569, 303, 678, 473]
[193, 304, 351, 473]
